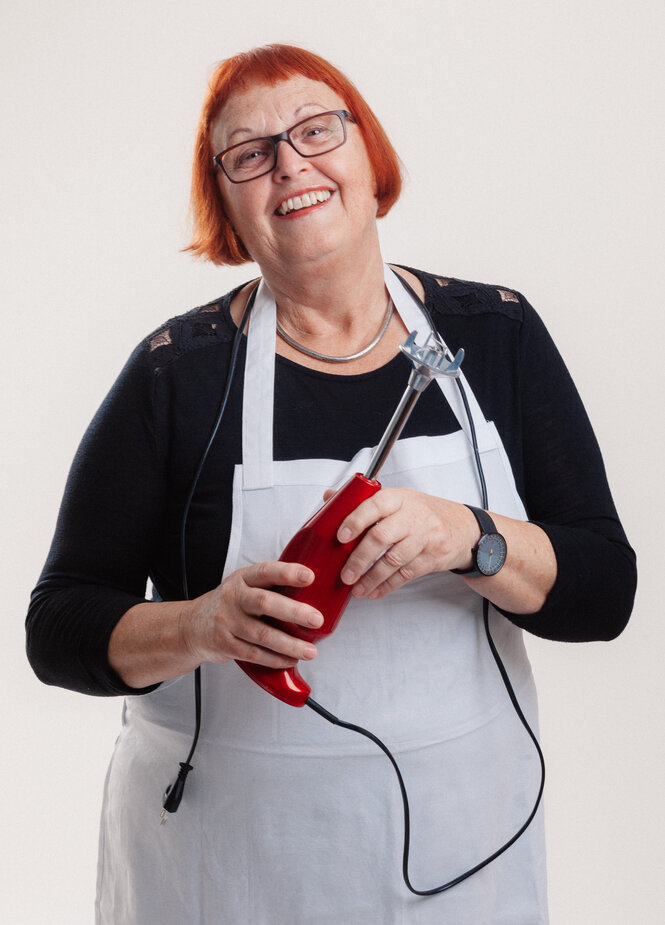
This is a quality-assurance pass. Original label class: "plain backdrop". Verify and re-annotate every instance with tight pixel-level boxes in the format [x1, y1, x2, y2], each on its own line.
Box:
[2, 1, 664, 922]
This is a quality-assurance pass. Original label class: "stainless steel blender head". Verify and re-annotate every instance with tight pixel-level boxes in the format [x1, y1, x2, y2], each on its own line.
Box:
[364, 333, 464, 481]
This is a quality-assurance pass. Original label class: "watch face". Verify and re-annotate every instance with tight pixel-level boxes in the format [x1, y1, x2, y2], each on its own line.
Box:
[476, 533, 507, 576]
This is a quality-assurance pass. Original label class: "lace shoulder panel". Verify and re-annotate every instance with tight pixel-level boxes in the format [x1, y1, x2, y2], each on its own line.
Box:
[399, 266, 525, 322]
[142, 288, 242, 374]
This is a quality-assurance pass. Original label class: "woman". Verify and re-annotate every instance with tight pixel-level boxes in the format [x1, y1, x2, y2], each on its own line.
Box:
[26, 44, 636, 924]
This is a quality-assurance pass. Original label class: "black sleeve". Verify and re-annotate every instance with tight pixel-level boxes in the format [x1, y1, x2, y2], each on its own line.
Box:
[498, 296, 637, 641]
[26, 343, 166, 695]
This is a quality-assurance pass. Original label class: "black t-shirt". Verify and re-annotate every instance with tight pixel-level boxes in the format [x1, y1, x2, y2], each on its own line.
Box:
[26, 268, 637, 695]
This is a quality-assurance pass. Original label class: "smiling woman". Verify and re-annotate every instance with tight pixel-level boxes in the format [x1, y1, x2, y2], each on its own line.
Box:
[209, 76, 384, 286]
[188, 44, 401, 265]
[26, 42, 636, 925]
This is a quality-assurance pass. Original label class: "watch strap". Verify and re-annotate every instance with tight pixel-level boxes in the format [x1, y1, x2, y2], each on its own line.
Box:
[451, 504, 499, 576]
[464, 504, 497, 536]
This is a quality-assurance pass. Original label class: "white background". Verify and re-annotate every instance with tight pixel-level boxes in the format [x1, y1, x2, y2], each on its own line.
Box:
[2, 1, 664, 922]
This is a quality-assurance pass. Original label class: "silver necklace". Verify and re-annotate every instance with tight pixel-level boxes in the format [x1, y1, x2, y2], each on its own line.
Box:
[276, 297, 394, 363]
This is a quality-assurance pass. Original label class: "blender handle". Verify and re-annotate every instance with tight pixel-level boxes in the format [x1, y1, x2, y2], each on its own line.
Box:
[237, 473, 381, 706]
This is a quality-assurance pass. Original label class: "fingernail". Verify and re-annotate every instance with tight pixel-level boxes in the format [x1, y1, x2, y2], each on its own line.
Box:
[308, 611, 323, 627]
[302, 645, 317, 659]
[298, 568, 313, 582]
[352, 583, 366, 597]
[342, 568, 355, 584]
[339, 527, 352, 543]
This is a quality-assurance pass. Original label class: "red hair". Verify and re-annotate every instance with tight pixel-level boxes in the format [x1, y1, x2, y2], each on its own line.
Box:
[186, 44, 403, 265]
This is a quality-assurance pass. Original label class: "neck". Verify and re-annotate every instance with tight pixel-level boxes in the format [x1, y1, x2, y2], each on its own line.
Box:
[260, 237, 387, 337]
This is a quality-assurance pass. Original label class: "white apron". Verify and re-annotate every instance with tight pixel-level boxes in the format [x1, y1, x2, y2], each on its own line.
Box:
[96, 267, 548, 924]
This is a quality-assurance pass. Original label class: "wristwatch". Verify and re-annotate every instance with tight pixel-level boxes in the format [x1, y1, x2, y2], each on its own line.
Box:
[451, 505, 507, 577]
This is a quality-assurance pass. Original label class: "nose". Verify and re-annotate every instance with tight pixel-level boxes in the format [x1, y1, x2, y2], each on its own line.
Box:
[274, 138, 309, 179]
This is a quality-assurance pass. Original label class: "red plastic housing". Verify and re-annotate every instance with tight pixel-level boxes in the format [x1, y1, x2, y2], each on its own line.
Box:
[237, 472, 381, 707]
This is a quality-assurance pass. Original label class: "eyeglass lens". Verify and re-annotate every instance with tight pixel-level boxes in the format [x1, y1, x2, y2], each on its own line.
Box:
[221, 112, 347, 182]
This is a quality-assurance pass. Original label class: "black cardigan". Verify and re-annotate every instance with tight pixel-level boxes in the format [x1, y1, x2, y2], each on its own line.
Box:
[26, 268, 637, 695]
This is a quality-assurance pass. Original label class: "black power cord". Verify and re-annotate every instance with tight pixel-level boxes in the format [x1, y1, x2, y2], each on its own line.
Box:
[306, 594, 545, 894]
[161, 283, 258, 822]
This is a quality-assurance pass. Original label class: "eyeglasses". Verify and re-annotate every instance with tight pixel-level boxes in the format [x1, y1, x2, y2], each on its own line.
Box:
[213, 110, 356, 184]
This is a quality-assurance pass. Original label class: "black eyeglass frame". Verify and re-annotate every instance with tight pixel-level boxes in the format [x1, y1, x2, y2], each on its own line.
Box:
[212, 110, 356, 184]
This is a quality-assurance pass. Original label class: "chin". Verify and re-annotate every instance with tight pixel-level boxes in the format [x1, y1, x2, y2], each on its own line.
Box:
[275, 231, 349, 267]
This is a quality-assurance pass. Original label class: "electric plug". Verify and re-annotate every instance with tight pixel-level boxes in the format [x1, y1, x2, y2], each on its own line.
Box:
[160, 762, 193, 824]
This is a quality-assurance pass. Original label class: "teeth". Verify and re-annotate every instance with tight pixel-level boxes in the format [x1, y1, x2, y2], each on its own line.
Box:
[277, 189, 331, 215]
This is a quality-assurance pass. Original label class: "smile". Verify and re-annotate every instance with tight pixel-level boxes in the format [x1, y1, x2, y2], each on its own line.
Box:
[276, 189, 332, 216]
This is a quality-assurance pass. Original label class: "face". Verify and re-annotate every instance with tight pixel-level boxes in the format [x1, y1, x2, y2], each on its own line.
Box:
[210, 76, 379, 272]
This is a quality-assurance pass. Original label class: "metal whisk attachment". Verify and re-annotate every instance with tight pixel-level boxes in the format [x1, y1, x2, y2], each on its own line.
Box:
[364, 333, 464, 481]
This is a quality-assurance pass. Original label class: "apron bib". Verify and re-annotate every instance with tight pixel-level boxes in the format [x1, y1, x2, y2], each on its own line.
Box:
[96, 267, 548, 924]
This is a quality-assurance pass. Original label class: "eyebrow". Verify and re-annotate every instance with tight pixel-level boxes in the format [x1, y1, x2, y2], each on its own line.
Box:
[225, 102, 327, 144]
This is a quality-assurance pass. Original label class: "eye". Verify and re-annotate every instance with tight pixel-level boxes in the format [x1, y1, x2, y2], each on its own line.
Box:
[298, 123, 332, 143]
[292, 113, 344, 150]
[227, 140, 272, 173]
[237, 147, 267, 166]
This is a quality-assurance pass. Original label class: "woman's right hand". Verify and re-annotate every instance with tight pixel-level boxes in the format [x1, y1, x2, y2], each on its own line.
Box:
[181, 562, 323, 669]
[108, 563, 322, 689]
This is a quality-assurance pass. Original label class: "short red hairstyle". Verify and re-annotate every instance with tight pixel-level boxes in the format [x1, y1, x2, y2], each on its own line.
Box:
[186, 44, 403, 266]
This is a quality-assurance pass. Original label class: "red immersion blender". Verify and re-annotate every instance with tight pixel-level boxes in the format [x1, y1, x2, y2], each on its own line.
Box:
[237, 332, 464, 706]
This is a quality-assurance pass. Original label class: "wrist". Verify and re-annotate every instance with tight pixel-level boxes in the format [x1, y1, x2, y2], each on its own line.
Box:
[177, 598, 203, 664]
[452, 502, 482, 571]
[451, 505, 507, 577]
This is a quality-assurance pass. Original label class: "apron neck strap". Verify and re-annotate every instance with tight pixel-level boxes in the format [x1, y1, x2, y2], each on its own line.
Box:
[242, 279, 276, 489]
[383, 265, 486, 442]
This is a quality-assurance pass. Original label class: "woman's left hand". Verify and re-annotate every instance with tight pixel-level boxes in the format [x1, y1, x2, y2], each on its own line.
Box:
[330, 488, 480, 600]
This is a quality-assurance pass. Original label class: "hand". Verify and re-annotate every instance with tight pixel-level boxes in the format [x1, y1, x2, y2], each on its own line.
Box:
[331, 488, 480, 600]
[182, 562, 324, 669]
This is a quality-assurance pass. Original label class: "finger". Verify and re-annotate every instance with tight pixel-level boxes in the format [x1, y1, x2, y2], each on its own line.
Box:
[336, 491, 400, 544]
[350, 536, 425, 596]
[234, 616, 318, 665]
[365, 561, 424, 600]
[360, 580, 403, 602]
[340, 512, 410, 585]
[242, 585, 324, 631]
[235, 649, 300, 670]
[322, 488, 335, 501]
[243, 560, 315, 590]
[229, 632, 302, 669]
